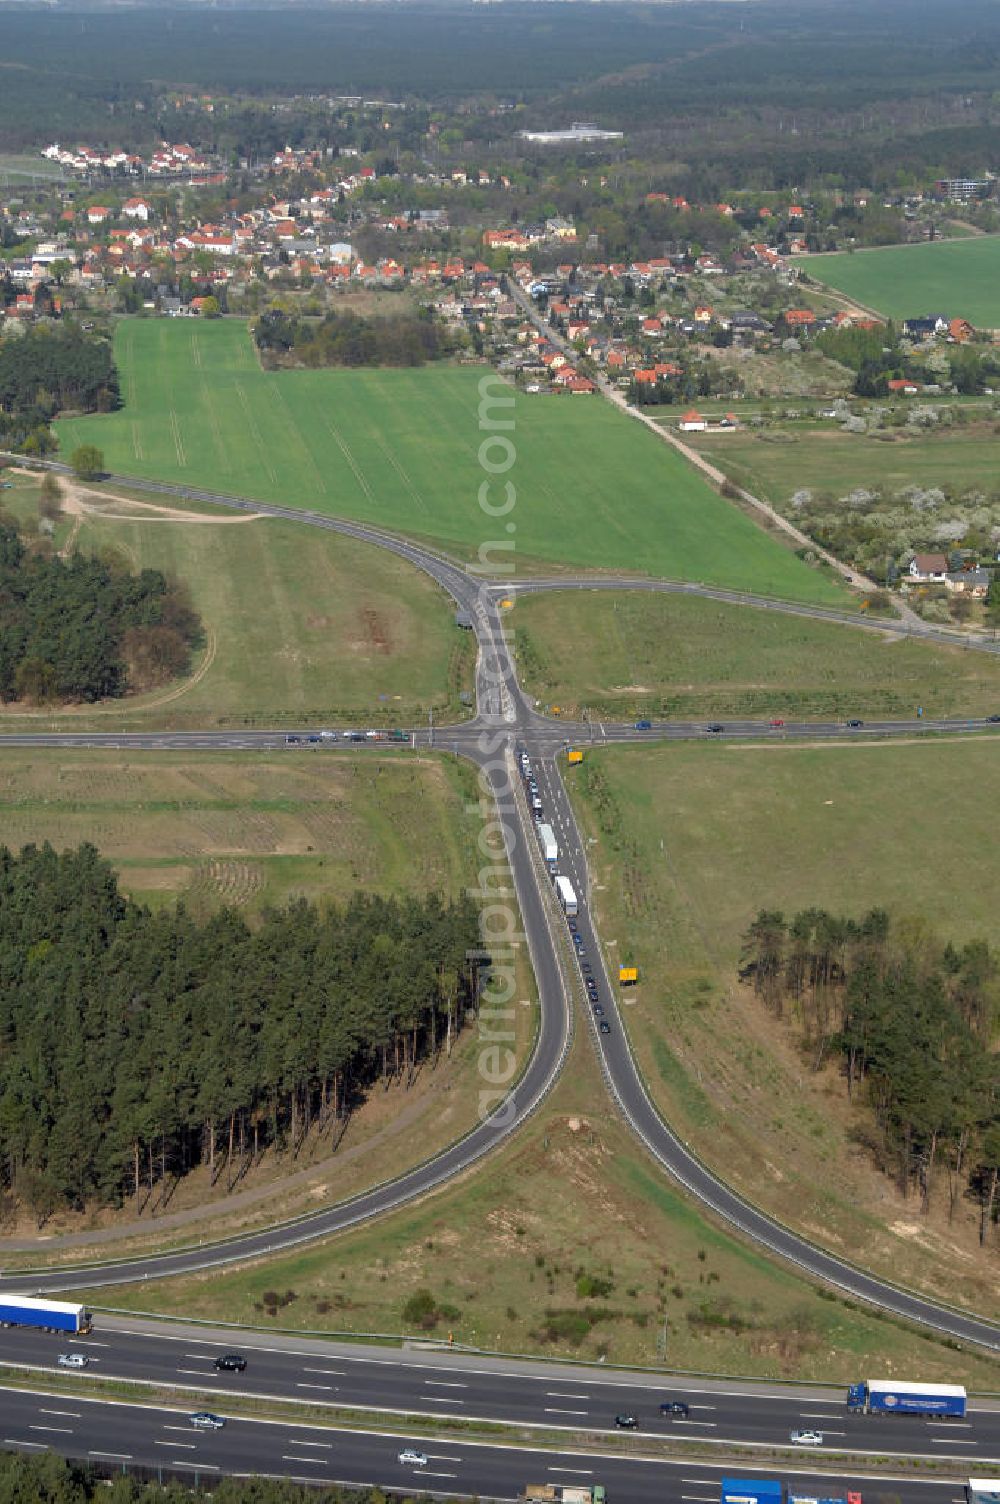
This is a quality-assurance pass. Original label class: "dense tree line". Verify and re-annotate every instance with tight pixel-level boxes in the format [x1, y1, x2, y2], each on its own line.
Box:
[741, 907, 1000, 1240]
[0, 1449, 396, 1504]
[254, 306, 460, 368]
[0, 844, 483, 1220]
[0, 523, 201, 703]
[0, 326, 119, 453]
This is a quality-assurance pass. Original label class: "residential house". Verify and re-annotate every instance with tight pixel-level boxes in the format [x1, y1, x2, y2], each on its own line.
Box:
[678, 409, 707, 432]
[908, 553, 948, 582]
[122, 198, 152, 221]
[887, 378, 920, 395]
[903, 314, 949, 339]
[784, 309, 817, 329]
[945, 569, 991, 596]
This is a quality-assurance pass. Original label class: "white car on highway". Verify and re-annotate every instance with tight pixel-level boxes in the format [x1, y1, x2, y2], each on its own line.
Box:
[57, 1353, 89, 1369]
[398, 1449, 428, 1466]
[189, 1412, 226, 1430]
[790, 1429, 824, 1445]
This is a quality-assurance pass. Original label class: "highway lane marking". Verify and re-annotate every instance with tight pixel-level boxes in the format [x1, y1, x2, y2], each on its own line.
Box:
[424, 1472, 458, 1479]
[427, 1396, 465, 1404]
[39, 1409, 81, 1417]
[682, 1479, 721, 1485]
[303, 1367, 345, 1376]
[927, 1421, 973, 1427]
[682, 1496, 716, 1501]
[674, 1419, 717, 1427]
[29, 1425, 73, 1434]
[177, 1368, 218, 1377]
[79, 1340, 110, 1348]
[547, 1392, 590, 1400]
[548, 1467, 593, 1475]
[154, 1440, 196, 1449]
[427, 1455, 463, 1462]
[691, 1404, 717, 1411]
[296, 1382, 336, 1391]
[425, 1380, 468, 1387]
[89, 1452, 132, 1460]
[4, 1439, 48, 1448]
[168, 1462, 219, 1471]
[799, 1412, 842, 1419]
[931, 1438, 978, 1445]
[283, 1455, 328, 1465]
[545, 1408, 588, 1416]
[286, 1440, 333, 1449]
[163, 1424, 198, 1432]
[184, 1353, 218, 1361]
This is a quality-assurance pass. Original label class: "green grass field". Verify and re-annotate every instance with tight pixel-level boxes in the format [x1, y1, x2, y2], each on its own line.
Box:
[793, 235, 1000, 326]
[689, 423, 1000, 510]
[54, 319, 845, 605]
[567, 738, 1000, 1316]
[0, 748, 482, 915]
[0, 472, 472, 728]
[512, 591, 1000, 720]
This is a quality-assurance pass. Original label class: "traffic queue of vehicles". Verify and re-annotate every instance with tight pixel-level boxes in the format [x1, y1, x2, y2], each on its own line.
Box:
[285, 728, 411, 745]
[519, 747, 602, 1027]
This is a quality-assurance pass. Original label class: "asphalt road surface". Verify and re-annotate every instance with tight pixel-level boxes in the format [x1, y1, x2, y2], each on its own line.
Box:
[0, 1384, 978, 1504]
[1, 1323, 999, 1466]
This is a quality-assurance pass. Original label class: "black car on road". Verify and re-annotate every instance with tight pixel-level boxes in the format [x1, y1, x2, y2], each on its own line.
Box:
[214, 1354, 247, 1372]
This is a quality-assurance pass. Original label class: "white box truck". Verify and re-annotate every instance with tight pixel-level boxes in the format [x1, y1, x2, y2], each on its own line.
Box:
[555, 875, 578, 916]
[537, 822, 558, 871]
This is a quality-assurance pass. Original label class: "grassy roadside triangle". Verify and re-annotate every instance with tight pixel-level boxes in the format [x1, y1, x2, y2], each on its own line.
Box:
[510, 591, 1000, 722]
[72, 1023, 1000, 1387]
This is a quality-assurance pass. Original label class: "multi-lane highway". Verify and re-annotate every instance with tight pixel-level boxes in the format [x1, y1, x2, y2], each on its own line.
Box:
[2, 1384, 976, 1504]
[1, 1322, 999, 1465]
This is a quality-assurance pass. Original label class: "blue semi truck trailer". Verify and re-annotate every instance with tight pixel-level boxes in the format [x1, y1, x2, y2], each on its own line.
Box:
[847, 1380, 967, 1417]
[721, 1481, 860, 1504]
[0, 1293, 93, 1334]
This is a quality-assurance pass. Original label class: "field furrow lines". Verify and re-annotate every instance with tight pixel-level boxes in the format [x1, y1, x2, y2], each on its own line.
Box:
[268, 383, 328, 494]
[169, 409, 187, 468]
[199, 380, 232, 475]
[235, 381, 278, 485]
[321, 413, 377, 505]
